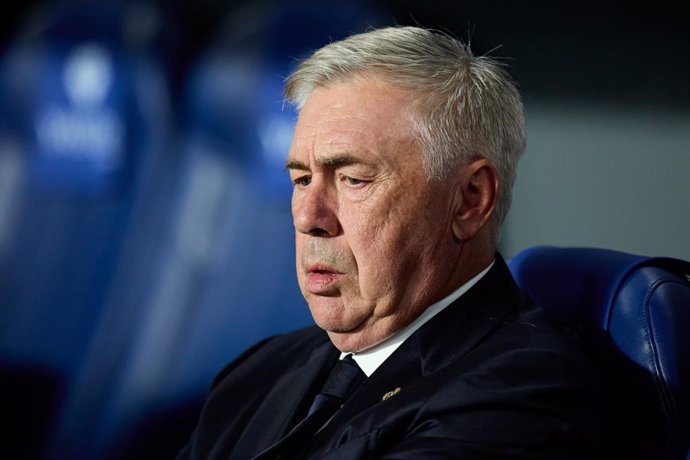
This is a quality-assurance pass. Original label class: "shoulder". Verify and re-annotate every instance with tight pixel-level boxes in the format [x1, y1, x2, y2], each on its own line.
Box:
[450, 291, 599, 393]
[413, 296, 604, 455]
[481, 292, 594, 378]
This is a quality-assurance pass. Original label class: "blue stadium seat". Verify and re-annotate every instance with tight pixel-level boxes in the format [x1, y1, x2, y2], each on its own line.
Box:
[509, 246, 690, 460]
[0, 2, 173, 458]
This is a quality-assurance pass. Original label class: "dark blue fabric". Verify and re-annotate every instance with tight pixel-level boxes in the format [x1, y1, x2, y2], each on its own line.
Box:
[253, 355, 365, 459]
[508, 246, 690, 460]
[308, 354, 366, 416]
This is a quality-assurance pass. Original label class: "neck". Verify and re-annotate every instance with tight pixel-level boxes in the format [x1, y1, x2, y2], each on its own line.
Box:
[329, 244, 496, 353]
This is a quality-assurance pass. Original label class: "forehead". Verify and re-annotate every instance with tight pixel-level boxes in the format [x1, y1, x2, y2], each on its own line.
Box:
[288, 78, 417, 161]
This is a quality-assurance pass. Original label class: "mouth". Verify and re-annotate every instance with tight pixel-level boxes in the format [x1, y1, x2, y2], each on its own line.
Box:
[305, 263, 345, 294]
[307, 263, 344, 274]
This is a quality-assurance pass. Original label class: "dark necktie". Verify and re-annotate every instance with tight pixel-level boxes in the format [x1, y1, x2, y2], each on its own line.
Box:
[306, 353, 366, 416]
[251, 354, 366, 460]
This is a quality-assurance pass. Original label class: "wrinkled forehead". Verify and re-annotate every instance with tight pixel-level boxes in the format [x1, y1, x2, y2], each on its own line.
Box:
[286, 79, 424, 174]
[291, 78, 416, 145]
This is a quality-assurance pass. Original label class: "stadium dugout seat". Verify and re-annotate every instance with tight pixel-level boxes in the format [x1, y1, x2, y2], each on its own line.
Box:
[508, 246, 690, 460]
[0, 2, 173, 458]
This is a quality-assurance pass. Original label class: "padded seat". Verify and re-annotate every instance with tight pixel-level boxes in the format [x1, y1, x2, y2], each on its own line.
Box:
[509, 246, 690, 460]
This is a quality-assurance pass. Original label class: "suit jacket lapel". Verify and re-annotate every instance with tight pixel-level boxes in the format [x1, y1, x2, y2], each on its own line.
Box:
[416, 255, 521, 375]
[230, 338, 339, 460]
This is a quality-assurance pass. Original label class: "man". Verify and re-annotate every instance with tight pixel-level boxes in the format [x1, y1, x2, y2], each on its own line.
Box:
[178, 26, 603, 459]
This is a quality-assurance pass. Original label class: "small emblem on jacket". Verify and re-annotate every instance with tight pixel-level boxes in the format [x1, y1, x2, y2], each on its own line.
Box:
[382, 387, 401, 401]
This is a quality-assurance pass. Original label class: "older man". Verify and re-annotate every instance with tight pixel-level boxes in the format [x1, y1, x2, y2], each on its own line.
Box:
[178, 26, 603, 459]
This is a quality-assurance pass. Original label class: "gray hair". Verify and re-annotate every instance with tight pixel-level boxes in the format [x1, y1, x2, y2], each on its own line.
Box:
[284, 26, 526, 242]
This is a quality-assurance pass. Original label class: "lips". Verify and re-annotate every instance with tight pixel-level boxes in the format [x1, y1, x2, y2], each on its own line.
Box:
[304, 263, 344, 294]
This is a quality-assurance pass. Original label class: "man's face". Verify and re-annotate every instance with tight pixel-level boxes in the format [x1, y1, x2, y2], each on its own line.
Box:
[287, 77, 459, 352]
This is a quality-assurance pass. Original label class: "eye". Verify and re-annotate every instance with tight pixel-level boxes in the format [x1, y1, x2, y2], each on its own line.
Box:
[344, 176, 364, 186]
[293, 175, 312, 187]
[340, 175, 368, 188]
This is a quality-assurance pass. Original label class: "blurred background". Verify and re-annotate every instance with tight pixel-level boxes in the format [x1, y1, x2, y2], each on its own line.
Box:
[0, 1, 687, 458]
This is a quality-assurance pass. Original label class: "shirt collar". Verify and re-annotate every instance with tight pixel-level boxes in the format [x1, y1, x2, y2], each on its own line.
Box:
[341, 260, 495, 376]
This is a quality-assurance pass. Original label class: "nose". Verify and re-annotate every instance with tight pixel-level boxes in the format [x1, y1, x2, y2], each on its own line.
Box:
[293, 184, 340, 237]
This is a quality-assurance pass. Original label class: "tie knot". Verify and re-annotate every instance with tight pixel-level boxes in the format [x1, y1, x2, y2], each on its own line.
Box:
[305, 354, 366, 418]
[320, 354, 366, 401]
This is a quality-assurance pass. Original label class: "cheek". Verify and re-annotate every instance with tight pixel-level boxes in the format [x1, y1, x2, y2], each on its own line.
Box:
[343, 215, 409, 298]
[342, 184, 406, 239]
[338, 182, 439, 297]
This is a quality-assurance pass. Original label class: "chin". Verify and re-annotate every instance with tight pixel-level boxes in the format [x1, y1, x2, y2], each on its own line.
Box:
[325, 330, 356, 352]
[325, 328, 382, 353]
[308, 298, 365, 333]
[311, 312, 356, 334]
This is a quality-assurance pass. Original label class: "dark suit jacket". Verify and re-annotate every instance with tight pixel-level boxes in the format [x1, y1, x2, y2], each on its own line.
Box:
[178, 256, 603, 459]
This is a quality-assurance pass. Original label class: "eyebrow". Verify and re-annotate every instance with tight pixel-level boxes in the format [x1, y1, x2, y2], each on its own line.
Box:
[285, 158, 310, 171]
[285, 153, 365, 171]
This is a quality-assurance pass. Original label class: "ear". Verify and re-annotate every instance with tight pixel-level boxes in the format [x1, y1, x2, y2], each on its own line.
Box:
[451, 159, 499, 241]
